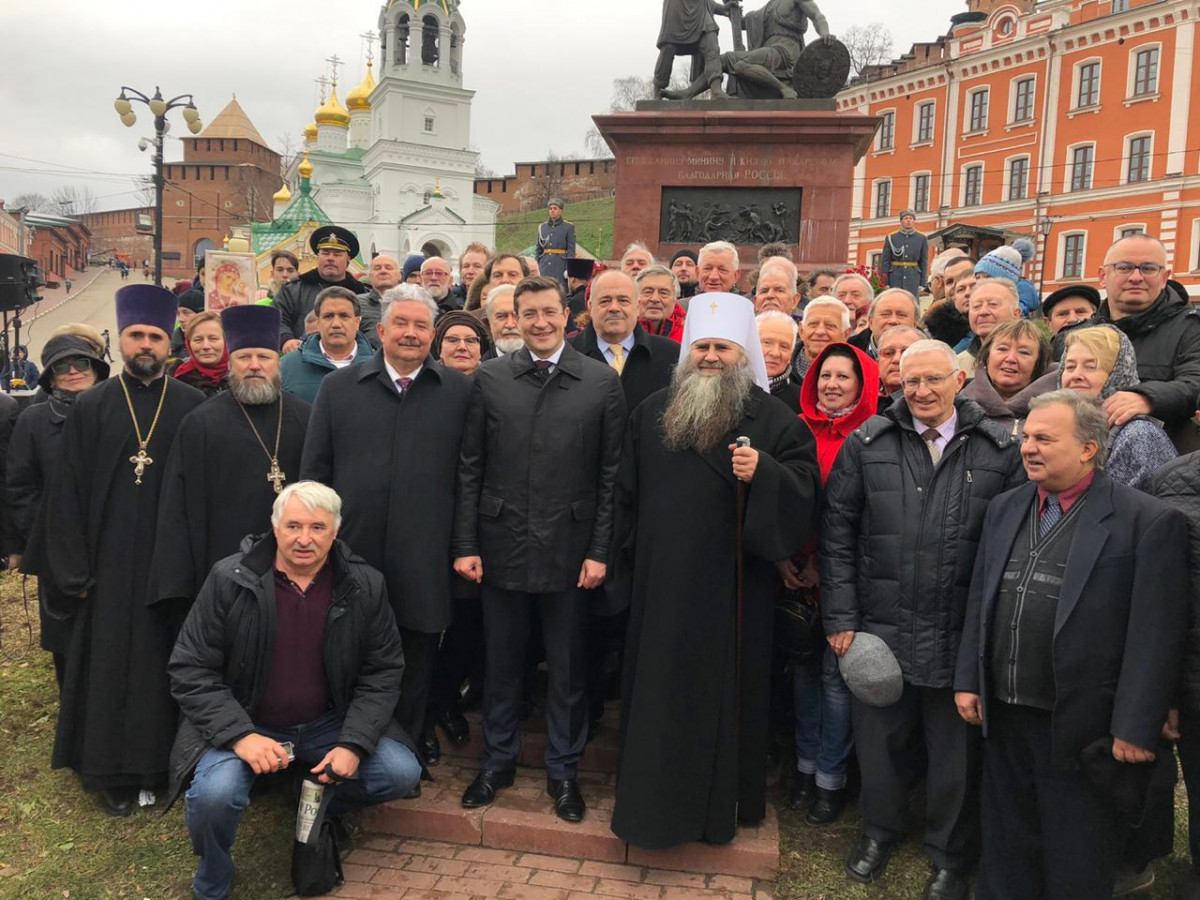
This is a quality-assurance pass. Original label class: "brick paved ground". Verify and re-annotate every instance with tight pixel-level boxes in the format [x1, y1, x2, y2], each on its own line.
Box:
[315, 838, 779, 900]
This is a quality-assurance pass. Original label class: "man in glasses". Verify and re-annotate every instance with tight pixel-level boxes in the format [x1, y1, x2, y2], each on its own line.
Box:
[1073, 234, 1200, 451]
[821, 339, 1024, 898]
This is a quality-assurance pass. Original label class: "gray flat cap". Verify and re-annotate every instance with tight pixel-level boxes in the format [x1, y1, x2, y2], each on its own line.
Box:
[838, 632, 903, 707]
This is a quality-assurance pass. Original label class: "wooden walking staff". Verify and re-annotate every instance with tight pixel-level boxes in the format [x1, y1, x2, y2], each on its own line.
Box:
[732, 435, 750, 827]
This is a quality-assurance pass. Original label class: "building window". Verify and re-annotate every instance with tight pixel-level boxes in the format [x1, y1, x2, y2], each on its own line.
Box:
[1121, 226, 1145, 238]
[964, 164, 983, 206]
[1077, 62, 1101, 108]
[917, 102, 935, 143]
[1127, 135, 1152, 182]
[1013, 78, 1036, 122]
[1113, 0, 1131, 11]
[424, 116, 434, 132]
[1133, 47, 1159, 96]
[1008, 157, 1029, 201]
[913, 174, 931, 213]
[968, 89, 989, 132]
[875, 180, 892, 218]
[1070, 145, 1095, 191]
[878, 111, 895, 150]
[1063, 234, 1086, 278]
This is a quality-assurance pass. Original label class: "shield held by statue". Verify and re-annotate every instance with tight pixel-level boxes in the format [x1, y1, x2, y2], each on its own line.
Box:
[791, 38, 851, 99]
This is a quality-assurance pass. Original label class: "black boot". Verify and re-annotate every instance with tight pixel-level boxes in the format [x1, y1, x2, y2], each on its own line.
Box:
[806, 787, 846, 826]
[787, 772, 817, 811]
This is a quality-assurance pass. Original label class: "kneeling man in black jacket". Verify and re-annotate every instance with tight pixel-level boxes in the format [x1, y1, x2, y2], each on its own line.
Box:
[167, 481, 420, 900]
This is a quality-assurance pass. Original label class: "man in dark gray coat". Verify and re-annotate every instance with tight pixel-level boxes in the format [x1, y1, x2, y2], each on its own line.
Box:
[536, 200, 575, 288]
[453, 276, 627, 823]
[821, 339, 1025, 899]
[276, 225, 370, 351]
[301, 285, 471, 753]
[880, 210, 929, 296]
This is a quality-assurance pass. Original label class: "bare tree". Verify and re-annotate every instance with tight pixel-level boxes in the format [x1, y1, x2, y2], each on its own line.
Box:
[11, 192, 50, 212]
[276, 131, 299, 181]
[584, 72, 690, 157]
[51, 186, 98, 217]
[135, 176, 155, 209]
[520, 151, 569, 212]
[842, 22, 894, 79]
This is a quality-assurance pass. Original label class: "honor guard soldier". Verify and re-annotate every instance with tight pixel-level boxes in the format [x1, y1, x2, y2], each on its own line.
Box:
[880, 210, 929, 297]
[536, 199, 576, 288]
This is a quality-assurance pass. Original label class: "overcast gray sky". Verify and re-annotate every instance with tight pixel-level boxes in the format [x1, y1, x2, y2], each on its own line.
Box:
[0, 0, 963, 212]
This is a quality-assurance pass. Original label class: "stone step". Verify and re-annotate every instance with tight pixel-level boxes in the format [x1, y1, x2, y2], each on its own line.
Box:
[361, 761, 779, 880]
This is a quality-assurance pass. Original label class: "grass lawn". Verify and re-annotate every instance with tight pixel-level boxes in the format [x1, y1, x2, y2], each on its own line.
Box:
[1, 571, 1194, 898]
[495, 198, 616, 261]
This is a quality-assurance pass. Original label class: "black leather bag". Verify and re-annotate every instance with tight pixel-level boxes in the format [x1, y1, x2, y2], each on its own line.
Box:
[292, 771, 345, 896]
[774, 588, 823, 662]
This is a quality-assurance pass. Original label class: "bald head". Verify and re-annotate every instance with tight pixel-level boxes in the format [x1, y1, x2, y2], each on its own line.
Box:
[370, 255, 401, 292]
[1100, 234, 1171, 319]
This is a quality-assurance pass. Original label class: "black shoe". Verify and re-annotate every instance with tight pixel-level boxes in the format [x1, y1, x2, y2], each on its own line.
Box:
[418, 726, 441, 766]
[922, 867, 969, 900]
[546, 777, 586, 823]
[461, 768, 514, 808]
[844, 834, 895, 884]
[787, 772, 816, 811]
[805, 787, 845, 826]
[436, 708, 470, 745]
[98, 788, 135, 817]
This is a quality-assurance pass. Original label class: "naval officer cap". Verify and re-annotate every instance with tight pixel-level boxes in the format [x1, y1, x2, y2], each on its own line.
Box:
[309, 225, 359, 259]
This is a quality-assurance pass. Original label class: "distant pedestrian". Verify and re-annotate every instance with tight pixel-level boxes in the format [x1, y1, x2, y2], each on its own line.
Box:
[64, 278, 73, 296]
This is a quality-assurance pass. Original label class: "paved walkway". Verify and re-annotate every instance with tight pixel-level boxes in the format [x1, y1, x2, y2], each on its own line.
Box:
[18, 266, 123, 360]
[317, 838, 778, 900]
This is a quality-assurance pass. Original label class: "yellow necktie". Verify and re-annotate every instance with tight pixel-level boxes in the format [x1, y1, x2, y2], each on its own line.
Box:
[608, 343, 626, 375]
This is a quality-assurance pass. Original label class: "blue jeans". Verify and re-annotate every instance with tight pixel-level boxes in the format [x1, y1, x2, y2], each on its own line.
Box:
[793, 646, 854, 790]
[184, 710, 420, 900]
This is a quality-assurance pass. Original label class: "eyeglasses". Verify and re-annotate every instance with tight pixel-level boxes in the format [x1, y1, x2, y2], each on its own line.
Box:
[1106, 262, 1165, 277]
[50, 357, 93, 376]
[901, 373, 953, 391]
[442, 336, 480, 347]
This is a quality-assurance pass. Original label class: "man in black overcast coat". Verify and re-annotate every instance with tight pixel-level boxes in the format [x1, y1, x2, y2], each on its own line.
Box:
[453, 276, 627, 823]
[301, 286, 471, 751]
[276, 226, 370, 351]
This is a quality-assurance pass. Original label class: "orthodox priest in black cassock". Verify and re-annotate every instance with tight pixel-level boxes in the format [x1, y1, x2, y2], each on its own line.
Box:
[46, 285, 205, 812]
[151, 305, 310, 604]
[611, 293, 819, 849]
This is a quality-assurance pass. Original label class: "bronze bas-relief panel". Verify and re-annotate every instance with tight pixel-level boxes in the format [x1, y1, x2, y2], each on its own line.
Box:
[660, 187, 802, 245]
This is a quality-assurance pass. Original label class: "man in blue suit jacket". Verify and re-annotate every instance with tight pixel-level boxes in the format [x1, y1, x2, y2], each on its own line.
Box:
[955, 390, 1188, 899]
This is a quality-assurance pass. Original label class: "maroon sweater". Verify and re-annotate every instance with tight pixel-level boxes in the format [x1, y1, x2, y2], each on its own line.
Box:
[255, 565, 334, 729]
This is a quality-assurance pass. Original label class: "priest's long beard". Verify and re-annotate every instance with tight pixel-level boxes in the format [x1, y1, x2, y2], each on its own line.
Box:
[230, 372, 282, 405]
[661, 356, 753, 453]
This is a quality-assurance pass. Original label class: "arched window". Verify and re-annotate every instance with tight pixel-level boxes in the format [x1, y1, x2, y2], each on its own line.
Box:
[450, 23, 462, 75]
[193, 237, 217, 266]
[422, 15, 440, 66]
[395, 15, 410, 65]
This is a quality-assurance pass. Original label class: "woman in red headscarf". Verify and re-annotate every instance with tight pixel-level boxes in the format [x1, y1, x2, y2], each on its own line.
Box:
[171, 311, 229, 397]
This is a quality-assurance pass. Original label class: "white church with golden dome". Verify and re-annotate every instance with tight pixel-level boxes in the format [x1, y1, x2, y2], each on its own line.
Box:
[293, 0, 497, 263]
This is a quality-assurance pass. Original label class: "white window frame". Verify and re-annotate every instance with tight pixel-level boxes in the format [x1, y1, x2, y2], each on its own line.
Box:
[1113, 223, 1148, 242]
[876, 109, 896, 152]
[1061, 232, 1088, 279]
[965, 87, 990, 133]
[1065, 142, 1097, 192]
[1127, 43, 1161, 98]
[1009, 75, 1037, 124]
[961, 162, 985, 207]
[874, 178, 893, 219]
[1072, 58, 1103, 110]
[914, 100, 936, 144]
[1123, 132, 1154, 184]
[1004, 155, 1031, 201]
[911, 171, 932, 213]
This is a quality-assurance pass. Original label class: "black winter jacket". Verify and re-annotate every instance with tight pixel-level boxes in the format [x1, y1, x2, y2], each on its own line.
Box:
[1151, 451, 1200, 715]
[820, 397, 1026, 688]
[276, 269, 370, 345]
[165, 534, 409, 808]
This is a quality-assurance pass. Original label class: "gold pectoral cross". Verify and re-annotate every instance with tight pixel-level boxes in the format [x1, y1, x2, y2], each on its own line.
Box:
[267, 460, 286, 494]
[130, 446, 152, 485]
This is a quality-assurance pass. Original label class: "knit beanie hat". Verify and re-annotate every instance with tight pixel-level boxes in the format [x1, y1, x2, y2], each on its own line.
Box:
[402, 254, 425, 282]
[975, 245, 1025, 281]
[670, 249, 698, 266]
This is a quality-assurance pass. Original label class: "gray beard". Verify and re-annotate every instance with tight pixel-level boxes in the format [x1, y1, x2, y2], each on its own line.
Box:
[427, 284, 449, 301]
[230, 373, 282, 405]
[125, 355, 165, 379]
[495, 336, 524, 355]
[661, 356, 753, 453]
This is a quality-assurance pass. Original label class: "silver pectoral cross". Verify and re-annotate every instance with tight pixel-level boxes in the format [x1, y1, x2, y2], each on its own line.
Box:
[130, 447, 152, 485]
[267, 461, 286, 494]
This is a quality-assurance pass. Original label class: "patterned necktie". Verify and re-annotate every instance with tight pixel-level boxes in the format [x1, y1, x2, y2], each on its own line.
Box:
[396, 376, 413, 396]
[1039, 494, 1062, 540]
[608, 343, 626, 375]
[533, 359, 553, 381]
[921, 428, 942, 465]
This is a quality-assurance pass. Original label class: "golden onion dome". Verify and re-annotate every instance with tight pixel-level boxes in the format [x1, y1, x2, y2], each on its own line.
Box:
[273, 182, 292, 204]
[303, 121, 318, 142]
[346, 62, 376, 111]
[298, 152, 314, 179]
[314, 85, 350, 128]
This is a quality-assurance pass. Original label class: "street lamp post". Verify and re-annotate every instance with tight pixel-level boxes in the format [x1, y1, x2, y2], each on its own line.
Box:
[113, 87, 202, 288]
[1037, 215, 1054, 300]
